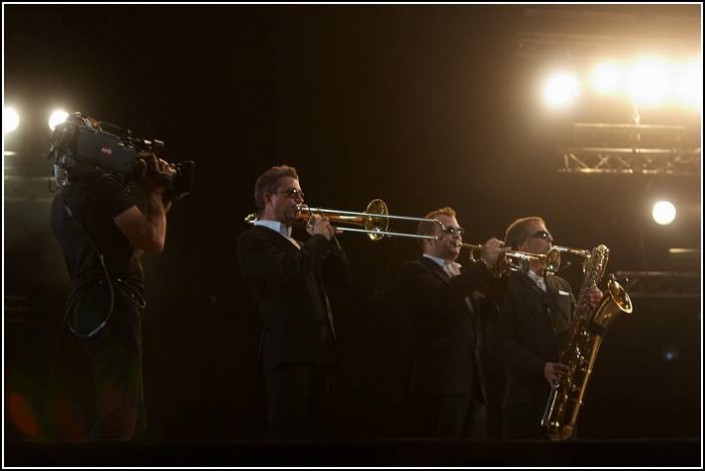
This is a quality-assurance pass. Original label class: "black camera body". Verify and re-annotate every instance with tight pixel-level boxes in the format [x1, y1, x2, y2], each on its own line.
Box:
[48, 113, 195, 200]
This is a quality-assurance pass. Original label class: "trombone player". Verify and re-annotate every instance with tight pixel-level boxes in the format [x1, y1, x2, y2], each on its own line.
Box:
[237, 165, 351, 439]
[488, 216, 602, 439]
[399, 207, 506, 438]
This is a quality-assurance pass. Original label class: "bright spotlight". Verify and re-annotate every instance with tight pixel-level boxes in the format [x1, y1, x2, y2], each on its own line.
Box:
[543, 72, 580, 108]
[591, 62, 622, 94]
[677, 59, 702, 110]
[48, 109, 69, 131]
[652, 201, 677, 225]
[4, 107, 20, 134]
[628, 57, 671, 107]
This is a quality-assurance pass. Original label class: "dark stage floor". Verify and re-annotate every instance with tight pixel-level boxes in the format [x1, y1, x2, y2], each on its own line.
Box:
[5, 437, 701, 467]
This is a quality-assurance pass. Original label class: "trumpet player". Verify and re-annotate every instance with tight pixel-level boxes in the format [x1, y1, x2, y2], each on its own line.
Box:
[399, 207, 506, 438]
[237, 165, 351, 439]
[489, 216, 602, 439]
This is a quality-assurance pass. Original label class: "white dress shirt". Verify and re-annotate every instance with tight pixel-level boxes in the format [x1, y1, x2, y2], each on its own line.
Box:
[254, 220, 301, 249]
[527, 269, 547, 292]
[423, 253, 462, 277]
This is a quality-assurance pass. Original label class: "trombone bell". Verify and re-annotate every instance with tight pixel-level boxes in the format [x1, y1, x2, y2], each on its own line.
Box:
[296, 199, 390, 241]
[362, 199, 389, 241]
[544, 248, 561, 274]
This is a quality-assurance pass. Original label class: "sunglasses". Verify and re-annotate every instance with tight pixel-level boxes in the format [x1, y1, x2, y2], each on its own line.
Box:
[529, 230, 552, 240]
[273, 188, 305, 200]
[441, 226, 465, 236]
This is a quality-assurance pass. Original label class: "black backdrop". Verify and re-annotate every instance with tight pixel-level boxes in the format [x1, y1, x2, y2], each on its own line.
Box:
[4, 4, 701, 442]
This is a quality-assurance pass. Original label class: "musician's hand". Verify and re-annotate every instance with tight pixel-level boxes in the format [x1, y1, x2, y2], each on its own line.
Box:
[480, 237, 507, 266]
[588, 288, 604, 308]
[306, 215, 336, 240]
[544, 362, 570, 386]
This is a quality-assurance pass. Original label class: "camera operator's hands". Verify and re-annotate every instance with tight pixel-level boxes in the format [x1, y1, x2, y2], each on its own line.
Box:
[136, 152, 174, 190]
[136, 152, 175, 212]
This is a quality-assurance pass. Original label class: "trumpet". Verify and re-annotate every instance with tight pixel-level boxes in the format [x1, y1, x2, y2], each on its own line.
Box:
[464, 244, 562, 275]
[245, 198, 445, 241]
[503, 249, 562, 275]
[500, 246, 590, 275]
[462, 243, 485, 264]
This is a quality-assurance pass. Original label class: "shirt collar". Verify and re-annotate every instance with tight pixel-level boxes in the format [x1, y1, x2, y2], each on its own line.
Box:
[254, 220, 292, 238]
[423, 253, 461, 270]
[527, 269, 547, 289]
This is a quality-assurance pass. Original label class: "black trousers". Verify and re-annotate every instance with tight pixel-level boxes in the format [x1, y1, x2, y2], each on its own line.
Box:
[411, 394, 488, 439]
[83, 296, 145, 440]
[265, 363, 331, 439]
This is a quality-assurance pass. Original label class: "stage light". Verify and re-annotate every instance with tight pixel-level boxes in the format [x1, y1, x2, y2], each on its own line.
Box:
[590, 62, 623, 95]
[48, 109, 69, 131]
[676, 59, 702, 111]
[652, 200, 677, 225]
[661, 346, 680, 362]
[4, 106, 20, 134]
[628, 56, 671, 107]
[543, 71, 580, 108]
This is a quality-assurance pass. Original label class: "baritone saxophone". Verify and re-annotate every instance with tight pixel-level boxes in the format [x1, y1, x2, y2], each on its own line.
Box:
[541, 244, 633, 441]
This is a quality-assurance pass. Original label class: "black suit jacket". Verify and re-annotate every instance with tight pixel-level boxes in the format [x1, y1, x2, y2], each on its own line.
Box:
[237, 225, 350, 372]
[489, 272, 576, 409]
[399, 256, 492, 397]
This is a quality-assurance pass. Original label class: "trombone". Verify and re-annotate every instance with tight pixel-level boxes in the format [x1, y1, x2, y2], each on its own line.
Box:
[244, 198, 445, 241]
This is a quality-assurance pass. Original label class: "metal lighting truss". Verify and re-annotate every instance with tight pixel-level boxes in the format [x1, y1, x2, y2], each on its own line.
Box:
[614, 271, 701, 299]
[560, 123, 701, 176]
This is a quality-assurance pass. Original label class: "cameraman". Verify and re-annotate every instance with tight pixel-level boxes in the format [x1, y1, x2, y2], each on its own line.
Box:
[51, 152, 173, 440]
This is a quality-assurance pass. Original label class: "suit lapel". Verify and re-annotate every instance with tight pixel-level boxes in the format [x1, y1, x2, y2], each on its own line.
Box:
[253, 225, 300, 252]
[419, 257, 475, 315]
[419, 256, 450, 282]
[518, 272, 544, 297]
[253, 226, 337, 339]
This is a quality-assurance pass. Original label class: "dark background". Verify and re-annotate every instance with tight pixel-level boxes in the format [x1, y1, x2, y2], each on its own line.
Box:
[4, 5, 701, 442]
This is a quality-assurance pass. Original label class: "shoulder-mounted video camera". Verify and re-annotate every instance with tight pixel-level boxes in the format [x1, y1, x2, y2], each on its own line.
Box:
[48, 112, 195, 201]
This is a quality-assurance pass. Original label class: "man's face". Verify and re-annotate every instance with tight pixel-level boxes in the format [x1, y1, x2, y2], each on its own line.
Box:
[426, 214, 464, 261]
[264, 176, 304, 225]
[517, 220, 553, 255]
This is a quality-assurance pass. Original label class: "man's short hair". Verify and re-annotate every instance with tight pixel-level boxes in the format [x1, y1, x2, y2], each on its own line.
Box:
[254, 165, 299, 212]
[504, 216, 545, 249]
[416, 207, 456, 246]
